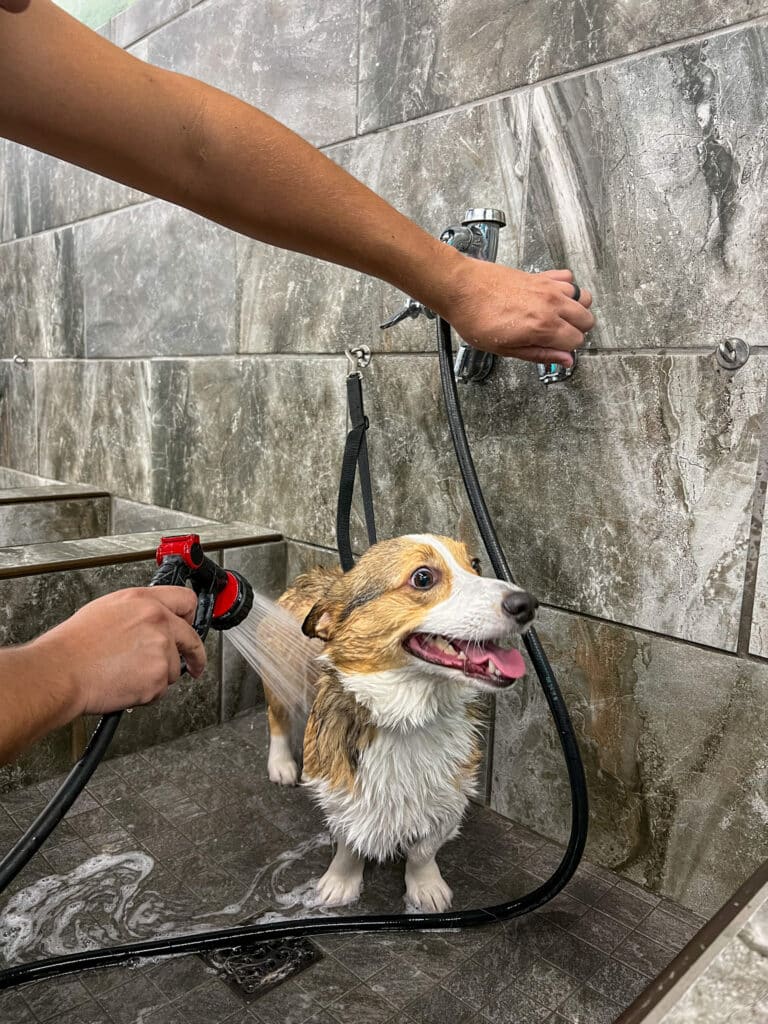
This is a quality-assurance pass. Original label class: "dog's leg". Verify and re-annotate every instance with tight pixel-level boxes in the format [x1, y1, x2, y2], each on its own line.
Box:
[404, 829, 456, 913]
[266, 702, 299, 786]
[316, 837, 365, 906]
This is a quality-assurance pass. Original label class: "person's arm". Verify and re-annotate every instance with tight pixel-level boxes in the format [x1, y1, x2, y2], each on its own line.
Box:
[0, 587, 206, 763]
[0, 0, 593, 365]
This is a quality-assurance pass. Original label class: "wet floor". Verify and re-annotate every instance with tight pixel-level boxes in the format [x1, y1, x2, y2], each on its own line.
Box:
[0, 710, 706, 1024]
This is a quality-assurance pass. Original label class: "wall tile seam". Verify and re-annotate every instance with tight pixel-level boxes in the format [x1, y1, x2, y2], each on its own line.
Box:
[122, 0, 222, 51]
[344, 12, 768, 146]
[354, 0, 362, 139]
[0, 196, 152, 249]
[283, 535, 340, 556]
[539, 598, 768, 666]
[13, 354, 351, 365]
[31, 356, 39, 477]
[518, 84, 534, 269]
[737, 380, 768, 655]
[16, 349, 768, 364]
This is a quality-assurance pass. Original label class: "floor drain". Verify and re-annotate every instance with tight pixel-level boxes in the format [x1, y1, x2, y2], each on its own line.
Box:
[201, 936, 322, 1000]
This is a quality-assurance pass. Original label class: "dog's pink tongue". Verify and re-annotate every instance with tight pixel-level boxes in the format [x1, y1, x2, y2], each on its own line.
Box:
[483, 644, 526, 679]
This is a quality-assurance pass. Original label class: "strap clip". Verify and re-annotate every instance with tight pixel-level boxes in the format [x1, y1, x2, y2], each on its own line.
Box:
[345, 345, 372, 376]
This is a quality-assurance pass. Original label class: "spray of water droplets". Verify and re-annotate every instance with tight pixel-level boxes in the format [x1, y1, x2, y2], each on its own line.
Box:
[225, 592, 322, 717]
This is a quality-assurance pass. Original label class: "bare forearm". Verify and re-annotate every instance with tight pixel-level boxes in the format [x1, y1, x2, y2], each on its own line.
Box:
[0, 644, 80, 764]
[185, 104, 465, 317]
[0, 1, 463, 315]
[0, 0, 594, 361]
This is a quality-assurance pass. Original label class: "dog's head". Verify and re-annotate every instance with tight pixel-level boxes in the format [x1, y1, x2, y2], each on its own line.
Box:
[302, 534, 536, 691]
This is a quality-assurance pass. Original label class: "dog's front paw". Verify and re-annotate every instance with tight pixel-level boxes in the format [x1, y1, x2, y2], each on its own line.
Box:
[316, 867, 362, 907]
[267, 752, 299, 786]
[405, 863, 453, 913]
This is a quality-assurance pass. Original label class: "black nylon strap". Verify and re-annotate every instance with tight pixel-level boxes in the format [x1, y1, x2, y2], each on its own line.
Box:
[336, 373, 377, 571]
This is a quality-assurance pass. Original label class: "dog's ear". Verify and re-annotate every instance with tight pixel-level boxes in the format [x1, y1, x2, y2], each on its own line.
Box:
[302, 602, 338, 641]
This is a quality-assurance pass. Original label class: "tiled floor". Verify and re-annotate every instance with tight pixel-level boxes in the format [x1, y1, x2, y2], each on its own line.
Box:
[0, 711, 707, 1024]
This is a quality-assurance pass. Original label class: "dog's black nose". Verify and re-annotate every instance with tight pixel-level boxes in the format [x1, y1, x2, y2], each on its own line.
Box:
[502, 590, 538, 626]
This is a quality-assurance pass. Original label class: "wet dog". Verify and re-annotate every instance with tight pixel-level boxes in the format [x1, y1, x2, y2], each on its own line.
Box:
[262, 534, 536, 911]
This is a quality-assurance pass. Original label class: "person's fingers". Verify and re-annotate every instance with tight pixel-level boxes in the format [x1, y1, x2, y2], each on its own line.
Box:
[554, 321, 588, 351]
[148, 586, 198, 625]
[540, 269, 573, 283]
[558, 299, 595, 333]
[552, 281, 593, 309]
[510, 347, 575, 366]
[168, 616, 207, 678]
[165, 642, 183, 686]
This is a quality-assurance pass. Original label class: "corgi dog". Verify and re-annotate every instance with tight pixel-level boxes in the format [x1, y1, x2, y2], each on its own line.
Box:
[262, 534, 536, 912]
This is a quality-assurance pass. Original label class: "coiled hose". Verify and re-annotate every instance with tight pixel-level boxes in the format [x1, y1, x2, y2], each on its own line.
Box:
[0, 317, 588, 989]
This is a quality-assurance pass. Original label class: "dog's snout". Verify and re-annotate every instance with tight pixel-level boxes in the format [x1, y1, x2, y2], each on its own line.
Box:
[501, 590, 538, 626]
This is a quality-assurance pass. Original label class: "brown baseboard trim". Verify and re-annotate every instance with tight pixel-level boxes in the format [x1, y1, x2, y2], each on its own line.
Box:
[615, 856, 768, 1023]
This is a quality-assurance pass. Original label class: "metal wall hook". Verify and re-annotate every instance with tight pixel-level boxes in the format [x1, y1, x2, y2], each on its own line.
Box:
[715, 338, 750, 371]
[345, 345, 372, 375]
[12, 354, 29, 368]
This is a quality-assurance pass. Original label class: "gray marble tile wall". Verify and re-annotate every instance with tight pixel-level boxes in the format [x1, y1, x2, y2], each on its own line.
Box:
[492, 605, 768, 916]
[358, 0, 768, 130]
[1, 0, 767, 912]
[0, 495, 110, 547]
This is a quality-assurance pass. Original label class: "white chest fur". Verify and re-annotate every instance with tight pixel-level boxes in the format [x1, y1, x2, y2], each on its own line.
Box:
[305, 669, 481, 861]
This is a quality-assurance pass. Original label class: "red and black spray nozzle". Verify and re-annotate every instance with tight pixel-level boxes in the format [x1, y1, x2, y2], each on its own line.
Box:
[152, 535, 253, 658]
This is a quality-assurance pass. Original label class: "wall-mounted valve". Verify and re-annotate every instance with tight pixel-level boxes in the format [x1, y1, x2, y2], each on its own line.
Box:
[537, 356, 578, 385]
[380, 208, 507, 384]
[442, 209, 505, 384]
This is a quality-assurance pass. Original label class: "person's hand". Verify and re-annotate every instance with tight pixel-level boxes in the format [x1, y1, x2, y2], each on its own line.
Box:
[441, 258, 594, 366]
[29, 587, 207, 715]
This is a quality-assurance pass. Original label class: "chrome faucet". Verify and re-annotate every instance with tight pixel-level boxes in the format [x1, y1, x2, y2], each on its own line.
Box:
[537, 358, 577, 385]
[381, 208, 506, 383]
[381, 207, 577, 385]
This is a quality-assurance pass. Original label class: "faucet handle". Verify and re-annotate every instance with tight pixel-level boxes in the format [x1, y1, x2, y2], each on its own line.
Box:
[380, 298, 435, 330]
[455, 342, 496, 384]
[537, 350, 579, 384]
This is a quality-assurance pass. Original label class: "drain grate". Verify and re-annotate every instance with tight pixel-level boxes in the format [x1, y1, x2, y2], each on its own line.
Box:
[201, 936, 322, 1000]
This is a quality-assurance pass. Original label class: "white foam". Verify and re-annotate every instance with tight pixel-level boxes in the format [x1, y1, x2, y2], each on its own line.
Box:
[0, 834, 333, 965]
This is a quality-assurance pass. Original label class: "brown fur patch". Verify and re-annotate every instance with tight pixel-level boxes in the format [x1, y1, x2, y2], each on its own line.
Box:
[302, 668, 376, 792]
[453, 703, 486, 789]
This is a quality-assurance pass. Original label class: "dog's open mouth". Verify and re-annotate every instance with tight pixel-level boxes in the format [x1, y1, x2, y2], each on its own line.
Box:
[404, 633, 526, 688]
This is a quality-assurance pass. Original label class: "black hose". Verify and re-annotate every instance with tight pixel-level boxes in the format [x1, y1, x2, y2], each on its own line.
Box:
[0, 318, 588, 989]
[0, 713, 122, 895]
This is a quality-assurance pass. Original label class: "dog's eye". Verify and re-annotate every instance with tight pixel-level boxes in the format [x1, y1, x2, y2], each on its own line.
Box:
[471, 558, 482, 575]
[410, 567, 436, 590]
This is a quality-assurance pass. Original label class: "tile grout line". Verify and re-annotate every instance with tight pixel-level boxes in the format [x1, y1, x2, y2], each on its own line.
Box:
[539, 597, 768, 666]
[9, 347, 768, 364]
[354, 0, 362, 140]
[736, 376, 768, 656]
[337, 13, 768, 146]
[0, 196, 151, 249]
